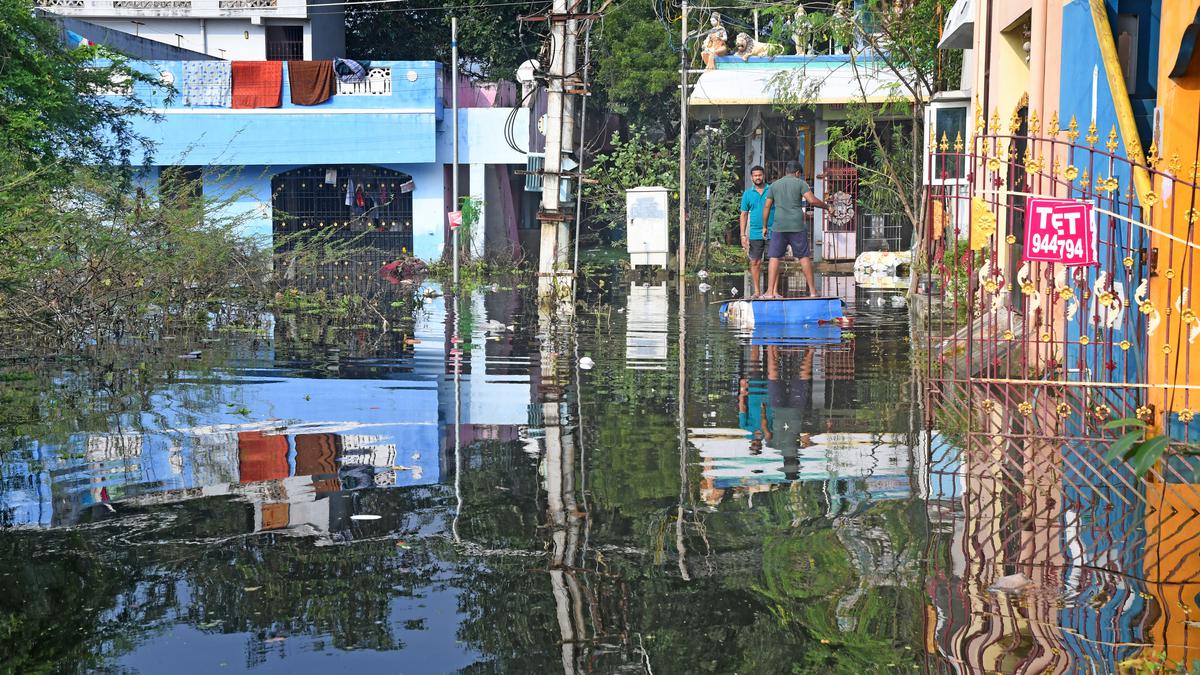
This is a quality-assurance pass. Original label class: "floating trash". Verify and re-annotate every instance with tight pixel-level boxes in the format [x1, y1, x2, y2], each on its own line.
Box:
[350, 514, 382, 521]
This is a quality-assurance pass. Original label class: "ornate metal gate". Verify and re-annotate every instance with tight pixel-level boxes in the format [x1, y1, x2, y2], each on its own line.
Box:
[921, 109, 1200, 672]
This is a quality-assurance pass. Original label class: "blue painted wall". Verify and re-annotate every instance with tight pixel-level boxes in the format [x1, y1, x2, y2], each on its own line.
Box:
[1057, 0, 1149, 383]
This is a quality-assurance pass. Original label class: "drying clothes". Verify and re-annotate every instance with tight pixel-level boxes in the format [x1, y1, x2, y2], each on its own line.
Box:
[287, 60, 335, 105]
[355, 184, 366, 208]
[345, 177, 355, 206]
[182, 61, 231, 107]
[333, 58, 367, 83]
[231, 61, 282, 109]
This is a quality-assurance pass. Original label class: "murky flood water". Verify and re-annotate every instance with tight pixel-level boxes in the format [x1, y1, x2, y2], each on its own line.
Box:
[0, 274, 1171, 673]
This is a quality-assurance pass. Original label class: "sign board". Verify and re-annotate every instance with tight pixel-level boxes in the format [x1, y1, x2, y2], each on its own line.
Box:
[1022, 198, 1097, 266]
[448, 211, 462, 229]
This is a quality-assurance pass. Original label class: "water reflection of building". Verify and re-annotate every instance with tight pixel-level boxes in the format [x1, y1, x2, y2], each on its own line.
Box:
[1, 377, 440, 529]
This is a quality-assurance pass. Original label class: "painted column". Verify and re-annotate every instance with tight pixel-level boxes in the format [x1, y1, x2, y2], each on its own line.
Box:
[744, 108, 764, 189]
[813, 116, 828, 262]
[469, 162, 487, 258]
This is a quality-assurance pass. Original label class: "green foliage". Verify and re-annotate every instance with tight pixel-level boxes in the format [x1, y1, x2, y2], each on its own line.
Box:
[767, 0, 962, 258]
[0, 166, 270, 352]
[583, 126, 740, 268]
[344, 1, 541, 80]
[1102, 417, 1199, 477]
[0, 1, 160, 174]
[590, 1, 681, 135]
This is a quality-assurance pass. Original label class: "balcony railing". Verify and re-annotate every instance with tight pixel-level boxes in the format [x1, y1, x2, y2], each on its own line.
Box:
[36, 0, 305, 16]
[111, 0, 191, 8]
[336, 68, 393, 96]
[219, 0, 276, 9]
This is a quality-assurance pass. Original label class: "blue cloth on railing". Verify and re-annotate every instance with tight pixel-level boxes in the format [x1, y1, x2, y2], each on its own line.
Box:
[182, 61, 231, 107]
[333, 58, 367, 84]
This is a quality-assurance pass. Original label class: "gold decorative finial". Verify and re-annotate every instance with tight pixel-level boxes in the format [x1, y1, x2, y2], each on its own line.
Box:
[1106, 125, 1119, 153]
[939, 131, 949, 152]
[1147, 139, 1160, 169]
[954, 131, 964, 153]
[1048, 111, 1061, 137]
[1029, 110, 1041, 136]
[975, 106, 986, 135]
[1086, 119, 1099, 147]
[1169, 153, 1183, 174]
[990, 109, 1001, 135]
[1009, 109, 1022, 135]
[1067, 115, 1080, 144]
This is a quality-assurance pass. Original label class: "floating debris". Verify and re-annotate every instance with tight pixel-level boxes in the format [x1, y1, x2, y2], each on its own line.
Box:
[579, 356, 595, 370]
[350, 514, 382, 521]
[989, 573, 1032, 593]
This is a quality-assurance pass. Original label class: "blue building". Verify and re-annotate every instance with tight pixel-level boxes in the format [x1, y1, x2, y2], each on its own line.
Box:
[103, 58, 529, 261]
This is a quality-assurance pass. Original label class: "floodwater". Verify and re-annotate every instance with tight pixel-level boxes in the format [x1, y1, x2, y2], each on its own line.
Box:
[0, 274, 1187, 673]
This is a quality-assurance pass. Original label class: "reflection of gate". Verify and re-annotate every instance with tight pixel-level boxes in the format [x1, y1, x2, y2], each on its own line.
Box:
[821, 161, 857, 261]
[922, 111, 1200, 671]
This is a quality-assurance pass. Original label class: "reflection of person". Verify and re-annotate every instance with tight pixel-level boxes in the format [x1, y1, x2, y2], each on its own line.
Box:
[762, 161, 828, 298]
[767, 345, 814, 425]
[740, 166, 774, 298]
[701, 12, 728, 70]
[738, 374, 774, 451]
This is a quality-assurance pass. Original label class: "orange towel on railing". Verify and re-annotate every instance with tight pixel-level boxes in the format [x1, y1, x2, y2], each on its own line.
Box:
[287, 60, 335, 106]
[231, 61, 282, 108]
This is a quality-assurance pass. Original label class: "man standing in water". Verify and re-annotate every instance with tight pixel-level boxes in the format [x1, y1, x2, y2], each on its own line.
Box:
[761, 161, 827, 298]
[739, 165, 773, 298]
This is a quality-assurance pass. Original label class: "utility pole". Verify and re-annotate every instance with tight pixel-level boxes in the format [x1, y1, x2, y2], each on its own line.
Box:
[537, 0, 578, 296]
[678, 0, 688, 276]
[451, 17, 460, 285]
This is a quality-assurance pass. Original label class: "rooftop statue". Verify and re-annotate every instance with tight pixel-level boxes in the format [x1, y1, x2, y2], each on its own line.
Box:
[792, 4, 809, 56]
[701, 12, 729, 70]
[734, 33, 785, 61]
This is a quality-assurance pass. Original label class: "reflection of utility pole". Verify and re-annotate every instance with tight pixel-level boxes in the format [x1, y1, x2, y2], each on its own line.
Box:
[540, 324, 588, 674]
[676, 262, 690, 581]
[451, 291, 464, 542]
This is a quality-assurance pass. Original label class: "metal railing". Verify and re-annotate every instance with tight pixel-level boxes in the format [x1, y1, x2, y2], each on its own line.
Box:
[921, 111, 1200, 671]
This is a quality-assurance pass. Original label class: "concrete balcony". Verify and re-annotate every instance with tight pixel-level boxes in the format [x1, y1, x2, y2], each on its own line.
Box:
[35, 0, 308, 19]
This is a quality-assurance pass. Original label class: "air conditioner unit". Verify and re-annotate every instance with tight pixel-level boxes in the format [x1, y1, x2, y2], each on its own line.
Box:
[525, 153, 545, 192]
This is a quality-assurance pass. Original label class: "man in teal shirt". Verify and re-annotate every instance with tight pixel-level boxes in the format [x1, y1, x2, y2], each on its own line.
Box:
[762, 162, 827, 298]
[739, 165, 773, 297]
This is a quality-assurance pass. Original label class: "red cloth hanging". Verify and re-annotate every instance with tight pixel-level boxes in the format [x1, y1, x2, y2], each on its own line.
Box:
[231, 61, 282, 109]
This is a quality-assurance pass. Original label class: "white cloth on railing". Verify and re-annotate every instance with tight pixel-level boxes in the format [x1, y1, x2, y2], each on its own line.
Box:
[182, 61, 231, 107]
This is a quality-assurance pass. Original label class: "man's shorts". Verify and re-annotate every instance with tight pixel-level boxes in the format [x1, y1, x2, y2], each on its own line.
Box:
[747, 239, 768, 262]
[767, 230, 812, 259]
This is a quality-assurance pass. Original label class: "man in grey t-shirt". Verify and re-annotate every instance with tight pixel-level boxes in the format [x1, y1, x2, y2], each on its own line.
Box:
[761, 161, 827, 298]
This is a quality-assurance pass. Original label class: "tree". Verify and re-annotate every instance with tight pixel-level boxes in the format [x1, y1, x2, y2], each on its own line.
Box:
[582, 126, 740, 267]
[768, 0, 961, 289]
[0, 3, 157, 174]
[345, 1, 542, 81]
[590, 0, 681, 137]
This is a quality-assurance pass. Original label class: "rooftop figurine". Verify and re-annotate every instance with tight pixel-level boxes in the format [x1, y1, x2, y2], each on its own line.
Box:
[701, 12, 729, 70]
[734, 33, 785, 61]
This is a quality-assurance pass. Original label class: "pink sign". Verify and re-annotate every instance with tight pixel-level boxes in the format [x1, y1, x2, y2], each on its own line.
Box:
[1022, 198, 1097, 266]
[448, 211, 463, 229]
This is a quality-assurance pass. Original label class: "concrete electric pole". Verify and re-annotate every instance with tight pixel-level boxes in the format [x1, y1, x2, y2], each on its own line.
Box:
[536, 0, 577, 296]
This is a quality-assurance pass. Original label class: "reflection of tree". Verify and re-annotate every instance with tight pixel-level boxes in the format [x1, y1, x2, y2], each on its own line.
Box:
[0, 486, 453, 670]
